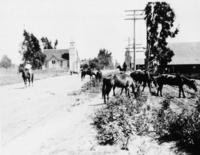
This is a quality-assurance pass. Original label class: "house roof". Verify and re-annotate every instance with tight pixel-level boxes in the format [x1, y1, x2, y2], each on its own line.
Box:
[43, 49, 69, 61]
[169, 42, 200, 64]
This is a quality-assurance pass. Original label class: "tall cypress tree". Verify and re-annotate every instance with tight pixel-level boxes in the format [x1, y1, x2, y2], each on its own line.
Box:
[145, 2, 179, 73]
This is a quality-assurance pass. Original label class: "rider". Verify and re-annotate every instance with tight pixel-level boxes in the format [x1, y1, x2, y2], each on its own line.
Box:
[24, 61, 32, 74]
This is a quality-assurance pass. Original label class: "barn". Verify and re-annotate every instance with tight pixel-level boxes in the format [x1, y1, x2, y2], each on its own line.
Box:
[43, 42, 80, 73]
[135, 42, 200, 79]
[168, 42, 200, 79]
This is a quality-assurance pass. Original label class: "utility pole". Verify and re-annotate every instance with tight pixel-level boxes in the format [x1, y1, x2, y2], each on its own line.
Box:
[125, 9, 145, 71]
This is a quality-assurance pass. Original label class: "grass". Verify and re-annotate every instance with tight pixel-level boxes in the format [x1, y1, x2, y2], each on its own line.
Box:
[0, 67, 69, 86]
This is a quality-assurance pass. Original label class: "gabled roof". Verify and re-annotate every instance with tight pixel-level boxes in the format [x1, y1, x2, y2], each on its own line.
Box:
[169, 42, 200, 64]
[43, 49, 69, 61]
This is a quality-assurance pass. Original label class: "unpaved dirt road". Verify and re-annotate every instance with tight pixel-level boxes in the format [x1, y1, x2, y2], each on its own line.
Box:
[0, 73, 184, 155]
[0, 75, 102, 155]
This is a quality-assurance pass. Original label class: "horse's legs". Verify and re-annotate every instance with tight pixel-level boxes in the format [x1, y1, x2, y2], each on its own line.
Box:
[148, 82, 152, 94]
[120, 88, 124, 95]
[157, 84, 163, 96]
[31, 74, 34, 86]
[179, 85, 185, 98]
[160, 85, 163, 96]
[126, 87, 130, 97]
[157, 86, 159, 96]
[113, 86, 116, 96]
[142, 82, 146, 92]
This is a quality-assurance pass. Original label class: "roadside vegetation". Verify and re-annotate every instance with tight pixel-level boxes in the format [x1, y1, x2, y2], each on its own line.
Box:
[90, 75, 200, 154]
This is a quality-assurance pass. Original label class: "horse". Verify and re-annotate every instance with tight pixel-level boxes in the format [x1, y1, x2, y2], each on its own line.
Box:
[81, 68, 96, 80]
[18, 64, 34, 87]
[102, 74, 136, 103]
[155, 74, 197, 98]
[117, 65, 126, 72]
[95, 70, 102, 82]
[130, 70, 156, 93]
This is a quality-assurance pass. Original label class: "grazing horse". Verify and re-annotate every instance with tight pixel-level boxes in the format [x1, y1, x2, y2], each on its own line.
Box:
[155, 74, 197, 98]
[102, 76, 113, 103]
[18, 64, 34, 86]
[117, 65, 127, 72]
[81, 68, 96, 80]
[102, 74, 136, 103]
[130, 70, 156, 93]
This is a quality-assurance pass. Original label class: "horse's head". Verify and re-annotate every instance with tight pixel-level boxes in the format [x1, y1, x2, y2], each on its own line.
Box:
[116, 65, 121, 69]
[189, 79, 198, 92]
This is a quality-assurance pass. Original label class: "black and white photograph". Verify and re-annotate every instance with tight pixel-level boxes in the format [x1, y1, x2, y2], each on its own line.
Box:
[0, 0, 200, 154]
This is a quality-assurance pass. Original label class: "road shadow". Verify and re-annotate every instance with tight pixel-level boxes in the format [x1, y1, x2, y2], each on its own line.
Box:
[14, 86, 26, 89]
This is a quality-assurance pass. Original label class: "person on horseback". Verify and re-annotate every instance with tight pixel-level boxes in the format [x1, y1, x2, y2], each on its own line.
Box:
[24, 61, 32, 74]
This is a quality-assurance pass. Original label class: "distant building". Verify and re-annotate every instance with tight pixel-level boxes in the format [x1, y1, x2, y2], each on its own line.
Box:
[168, 42, 200, 78]
[124, 48, 132, 69]
[43, 42, 80, 73]
[136, 42, 200, 78]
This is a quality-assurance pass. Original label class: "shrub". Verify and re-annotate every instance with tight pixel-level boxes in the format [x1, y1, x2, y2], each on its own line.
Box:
[92, 94, 148, 149]
[153, 95, 200, 153]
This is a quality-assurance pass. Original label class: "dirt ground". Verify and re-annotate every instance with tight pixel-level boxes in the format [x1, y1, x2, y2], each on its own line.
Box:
[1, 73, 198, 155]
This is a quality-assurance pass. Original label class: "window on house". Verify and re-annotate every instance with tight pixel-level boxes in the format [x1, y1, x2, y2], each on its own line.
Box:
[52, 60, 56, 64]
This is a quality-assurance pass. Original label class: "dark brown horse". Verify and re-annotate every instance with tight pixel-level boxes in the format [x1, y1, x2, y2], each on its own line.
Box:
[102, 74, 136, 103]
[95, 70, 102, 82]
[81, 68, 96, 80]
[130, 70, 156, 93]
[155, 74, 197, 98]
[18, 64, 34, 86]
[117, 65, 126, 72]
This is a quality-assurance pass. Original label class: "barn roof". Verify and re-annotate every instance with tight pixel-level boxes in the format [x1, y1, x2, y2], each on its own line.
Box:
[43, 49, 69, 61]
[169, 42, 200, 65]
[136, 42, 200, 65]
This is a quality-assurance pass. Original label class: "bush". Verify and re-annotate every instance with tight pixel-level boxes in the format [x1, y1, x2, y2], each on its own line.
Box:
[92, 94, 148, 149]
[153, 95, 200, 153]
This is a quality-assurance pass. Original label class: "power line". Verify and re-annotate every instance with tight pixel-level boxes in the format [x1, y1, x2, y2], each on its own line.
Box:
[124, 9, 146, 70]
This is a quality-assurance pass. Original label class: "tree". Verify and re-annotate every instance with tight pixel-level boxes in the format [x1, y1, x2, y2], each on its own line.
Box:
[97, 49, 113, 69]
[41, 37, 58, 49]
[0, 55, 12, 69]
[20, 30, 46, 69]
[89, 58, 101, 69]
[145, 2, 179, 73]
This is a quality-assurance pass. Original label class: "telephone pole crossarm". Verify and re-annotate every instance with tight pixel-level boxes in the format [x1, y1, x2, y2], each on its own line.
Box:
[124, 9, 145, 71]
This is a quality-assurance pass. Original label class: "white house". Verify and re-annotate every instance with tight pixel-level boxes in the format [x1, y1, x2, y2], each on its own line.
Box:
[43, 42, 80, 73]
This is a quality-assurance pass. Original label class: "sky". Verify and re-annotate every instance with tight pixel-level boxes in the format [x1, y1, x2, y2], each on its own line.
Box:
[0, 0, 199, 64]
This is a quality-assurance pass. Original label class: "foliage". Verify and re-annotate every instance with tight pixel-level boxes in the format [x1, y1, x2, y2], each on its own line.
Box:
[97, 49, 113, 69]
[85, 49, 113, 70]
[20, 30, 46, 69]
[0, 55, 12, 69]
[92, 94, 149, 149]
[41, 37, 58, 49]
[89, 58, 102, 69]
[152, 96, 200, 154]
[80, 63, 89, 69]
[145, 2, 179, 73]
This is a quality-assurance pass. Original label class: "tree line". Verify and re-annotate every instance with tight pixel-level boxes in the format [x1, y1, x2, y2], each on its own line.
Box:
[19, 30, 59, 69]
